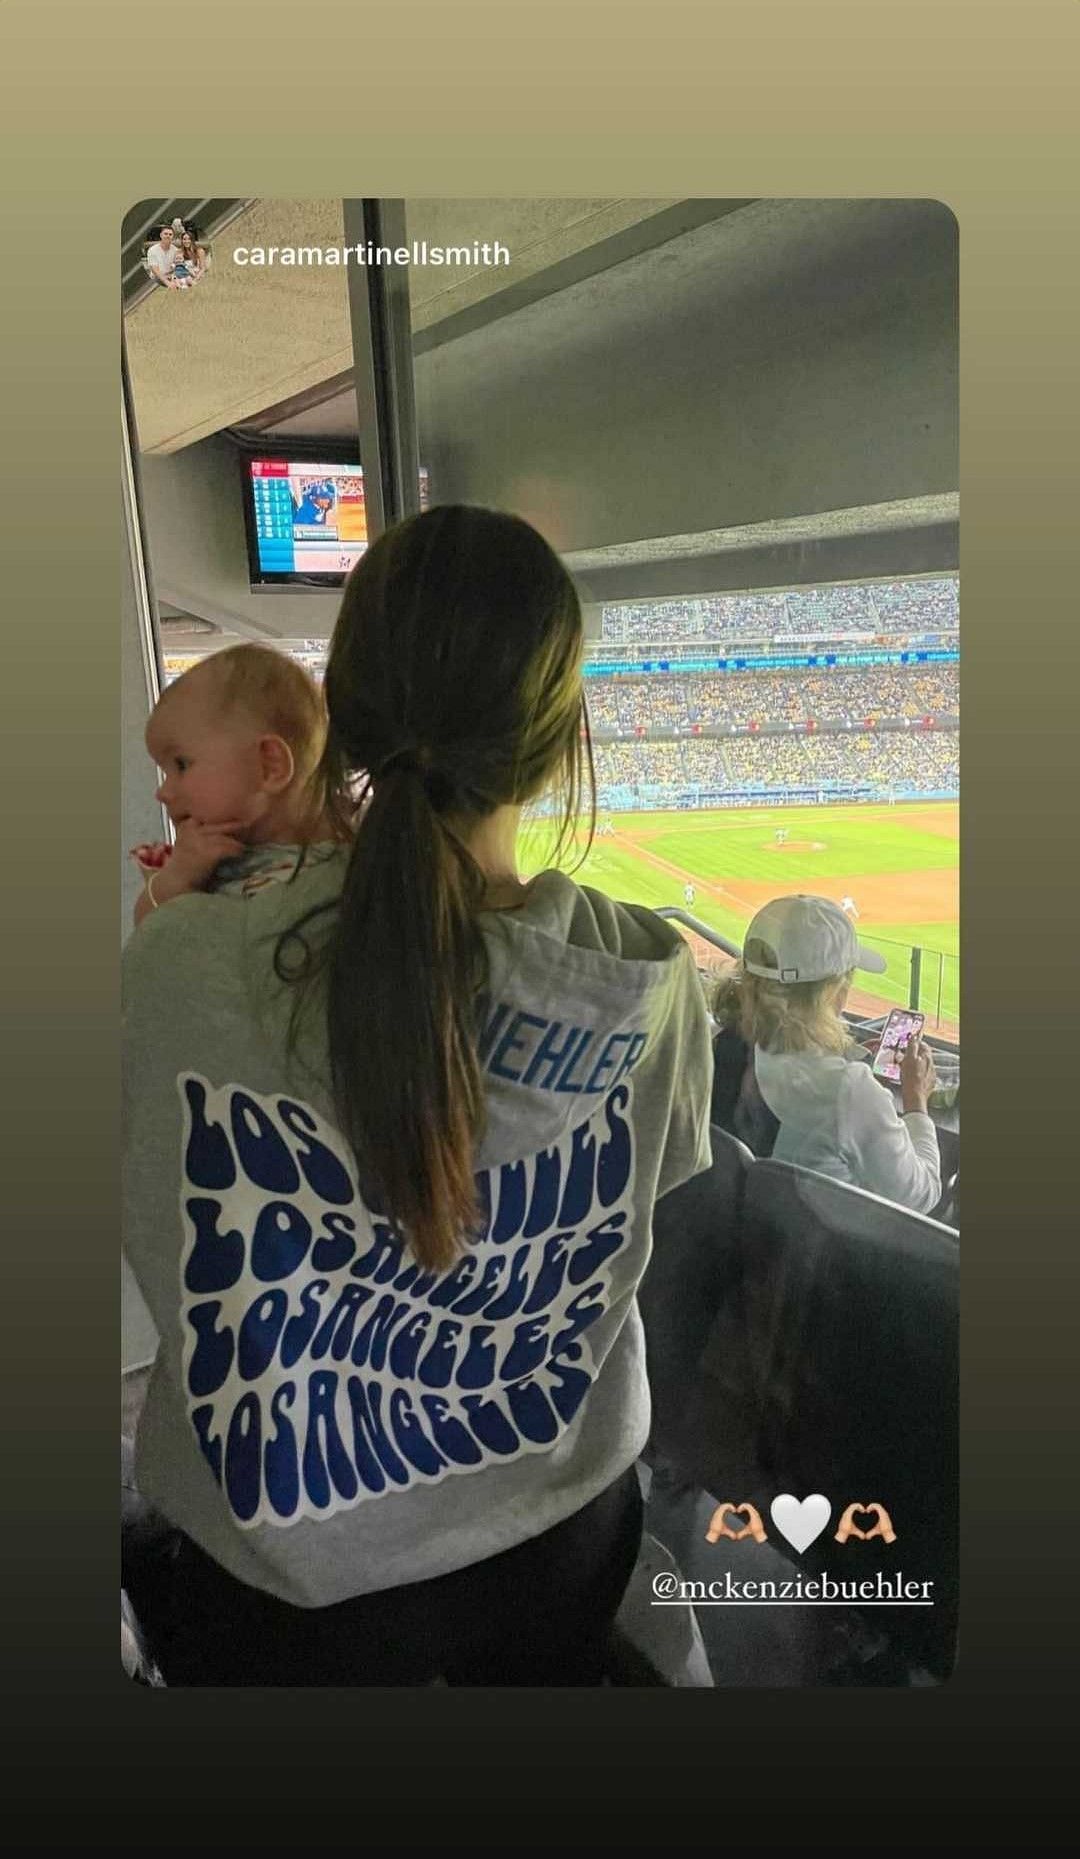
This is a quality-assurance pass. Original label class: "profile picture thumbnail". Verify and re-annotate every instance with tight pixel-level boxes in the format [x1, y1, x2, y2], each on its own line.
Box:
[143, 218, 213, 292]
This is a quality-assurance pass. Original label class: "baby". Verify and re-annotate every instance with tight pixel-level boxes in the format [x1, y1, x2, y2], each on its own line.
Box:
[132, 644, 337, 927]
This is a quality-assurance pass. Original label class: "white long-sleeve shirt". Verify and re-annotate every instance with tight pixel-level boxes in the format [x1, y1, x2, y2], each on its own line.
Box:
[754, 1046, 942, 1214]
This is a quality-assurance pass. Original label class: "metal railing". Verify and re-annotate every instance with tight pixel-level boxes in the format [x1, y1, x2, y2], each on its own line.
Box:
[656, 908, 739, 958]
[854, 933, 959, 1035]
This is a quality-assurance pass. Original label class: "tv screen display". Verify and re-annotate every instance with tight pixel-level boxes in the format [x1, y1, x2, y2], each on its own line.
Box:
[242, 454, 429, 586]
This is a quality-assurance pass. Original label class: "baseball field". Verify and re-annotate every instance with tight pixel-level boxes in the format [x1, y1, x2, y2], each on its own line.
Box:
[520, 801, 960, 1036]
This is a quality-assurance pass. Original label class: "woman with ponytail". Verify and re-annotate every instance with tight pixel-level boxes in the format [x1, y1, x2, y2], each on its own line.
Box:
[123, 506, 713, 1685]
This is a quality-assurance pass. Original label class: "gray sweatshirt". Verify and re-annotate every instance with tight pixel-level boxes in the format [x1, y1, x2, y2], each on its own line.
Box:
[755, 1045, 941, 1213]
[122, 852, 713, 1607]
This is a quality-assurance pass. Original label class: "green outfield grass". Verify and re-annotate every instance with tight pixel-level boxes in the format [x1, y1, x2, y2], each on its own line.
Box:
[519, 802, 960, 1029]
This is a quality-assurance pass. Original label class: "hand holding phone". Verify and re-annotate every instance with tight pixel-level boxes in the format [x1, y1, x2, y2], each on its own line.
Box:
[899, 1035, 937, 1114]
[871, 1008, 927, 1085]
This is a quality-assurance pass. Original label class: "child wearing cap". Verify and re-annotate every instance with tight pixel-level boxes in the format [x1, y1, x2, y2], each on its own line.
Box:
[714, 894, 941, 1214]
[131, 644, 340, 928]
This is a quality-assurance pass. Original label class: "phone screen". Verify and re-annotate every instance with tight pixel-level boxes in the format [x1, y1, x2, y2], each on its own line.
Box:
[872, 1009, 926, 1083]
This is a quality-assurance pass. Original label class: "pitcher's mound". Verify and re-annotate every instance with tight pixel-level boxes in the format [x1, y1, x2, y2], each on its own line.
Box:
[766, 840, 826, 853]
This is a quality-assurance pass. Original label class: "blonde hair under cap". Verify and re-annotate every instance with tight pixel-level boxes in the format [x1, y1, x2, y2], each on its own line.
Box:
[714, 894, 883, 1057]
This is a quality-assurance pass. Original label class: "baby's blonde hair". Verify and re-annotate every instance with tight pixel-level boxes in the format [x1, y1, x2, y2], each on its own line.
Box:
[714, 936, 854, 1057]
[161, 644, 328, 796]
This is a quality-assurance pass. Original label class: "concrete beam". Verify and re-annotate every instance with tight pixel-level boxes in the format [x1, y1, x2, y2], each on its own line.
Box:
[125, 197, 704, 455]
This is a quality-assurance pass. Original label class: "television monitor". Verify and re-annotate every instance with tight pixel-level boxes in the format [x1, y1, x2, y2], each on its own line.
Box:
[240, 447, 429, 588]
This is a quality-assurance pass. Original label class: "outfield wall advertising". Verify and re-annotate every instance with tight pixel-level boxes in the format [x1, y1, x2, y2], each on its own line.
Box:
[587, 784, 959, 813]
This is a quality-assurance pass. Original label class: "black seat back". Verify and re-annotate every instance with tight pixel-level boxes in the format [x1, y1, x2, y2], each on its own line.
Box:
[732, 1160, 959, 1676]
[639, 1125, 753, 1467]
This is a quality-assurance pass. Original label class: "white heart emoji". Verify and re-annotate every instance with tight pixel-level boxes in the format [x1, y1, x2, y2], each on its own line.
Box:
[770, 1493, 831, 1553]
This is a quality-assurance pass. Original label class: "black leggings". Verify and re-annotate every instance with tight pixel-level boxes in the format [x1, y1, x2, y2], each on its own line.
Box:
[135, 1466, 644, 1686]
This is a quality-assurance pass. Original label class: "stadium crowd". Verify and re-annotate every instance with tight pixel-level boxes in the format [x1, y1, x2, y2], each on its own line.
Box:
[870, 580, 957, 628]
[586, 665, 958, 733]
[593, 729, 958, 799]
[600, 576, 958, 644]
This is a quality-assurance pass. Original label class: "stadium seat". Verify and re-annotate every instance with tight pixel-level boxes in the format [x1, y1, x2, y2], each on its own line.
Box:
[638, 1125, 754, 1475]
[638, 1143, 960, 1683]
[725, 1160, 959, 1677]
[121, 1585, 165, 1686]
[932, 1123, 960, 1228]
[121, 1432, 182, 1682]
[611, 1516, 714, 1685]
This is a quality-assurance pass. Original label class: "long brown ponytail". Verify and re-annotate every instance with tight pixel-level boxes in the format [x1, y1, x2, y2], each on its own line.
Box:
[277, 505, 594, 1272]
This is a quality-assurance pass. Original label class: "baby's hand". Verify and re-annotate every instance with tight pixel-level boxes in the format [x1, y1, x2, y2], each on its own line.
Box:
[149, 819, 247, 903]
[131, 841, 173, 872]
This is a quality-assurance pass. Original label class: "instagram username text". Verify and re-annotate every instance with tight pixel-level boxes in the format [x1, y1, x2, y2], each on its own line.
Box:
[652, 1570, 934, 1604]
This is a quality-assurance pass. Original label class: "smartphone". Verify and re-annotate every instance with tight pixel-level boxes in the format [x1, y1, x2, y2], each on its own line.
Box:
[871, 1008, 926, 1084]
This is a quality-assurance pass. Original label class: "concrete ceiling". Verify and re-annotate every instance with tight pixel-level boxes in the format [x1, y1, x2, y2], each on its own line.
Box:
[561, 496, 960, 576]
[232, 196, 954, 460]
[138, 196, 957, 653]
[126, 197, 746, 455]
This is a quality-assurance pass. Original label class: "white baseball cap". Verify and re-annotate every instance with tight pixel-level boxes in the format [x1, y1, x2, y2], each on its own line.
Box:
[743, 894, 887, 984]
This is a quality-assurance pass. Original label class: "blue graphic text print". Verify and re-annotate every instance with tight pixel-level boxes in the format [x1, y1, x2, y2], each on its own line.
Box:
[177, 1073, 638, 1528]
